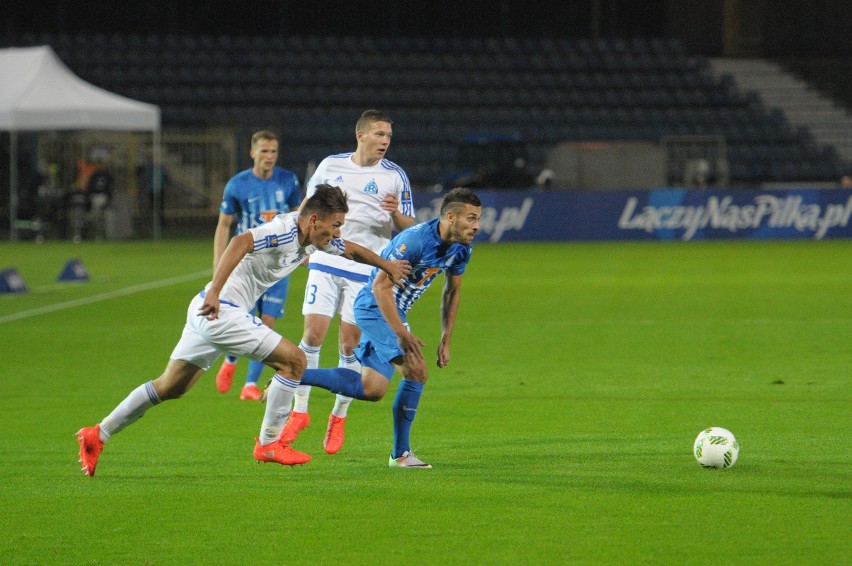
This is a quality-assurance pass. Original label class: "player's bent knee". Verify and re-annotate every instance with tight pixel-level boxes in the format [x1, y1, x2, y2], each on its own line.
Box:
[290, 350, 307, 377]
[154, 363, 201, 399]
[402, 362, 429, 384]
[302, 316, 332, 346]
[265, 341, 307, 378]
[154, 378, 191, 400]
[266, 360, 305, 379]
[362, 373, 390, 401]
[405, 373, 428, 384]
[361, 388, 383, 401]
[301, 330, 324, 347]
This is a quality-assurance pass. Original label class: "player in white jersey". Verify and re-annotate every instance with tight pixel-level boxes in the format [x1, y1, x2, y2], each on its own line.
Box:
[281, 110, 416, 454]
[75, 185, 410, 477]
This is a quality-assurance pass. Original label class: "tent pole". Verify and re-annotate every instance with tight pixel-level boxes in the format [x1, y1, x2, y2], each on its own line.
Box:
[9, 131, 18, 242]
[152, 129, 162, 239]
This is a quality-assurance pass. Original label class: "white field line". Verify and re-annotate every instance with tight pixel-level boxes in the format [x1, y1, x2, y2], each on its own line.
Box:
[0, 270, 209, 324]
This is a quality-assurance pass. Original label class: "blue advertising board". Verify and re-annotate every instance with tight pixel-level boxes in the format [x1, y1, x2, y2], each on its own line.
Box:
[414, 188, 852, 242]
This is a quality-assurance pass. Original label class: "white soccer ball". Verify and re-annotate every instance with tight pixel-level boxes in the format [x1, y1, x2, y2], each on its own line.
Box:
[693, 427, 740, 469]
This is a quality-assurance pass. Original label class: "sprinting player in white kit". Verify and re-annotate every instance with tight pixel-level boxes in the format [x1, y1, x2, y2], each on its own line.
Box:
[76, 185, 410, 477]
[280, 109, 416, 454]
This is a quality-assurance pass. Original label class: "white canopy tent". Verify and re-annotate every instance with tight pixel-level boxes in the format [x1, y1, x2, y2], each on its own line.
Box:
[0, 45, 162, 240]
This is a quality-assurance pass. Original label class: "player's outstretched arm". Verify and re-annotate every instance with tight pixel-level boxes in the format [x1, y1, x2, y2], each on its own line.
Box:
[342, 240, 410, 284]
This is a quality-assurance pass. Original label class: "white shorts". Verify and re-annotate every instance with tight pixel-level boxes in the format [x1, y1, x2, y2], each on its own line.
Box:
[170, 293, 283, 370]
[301, 269, 367, 325]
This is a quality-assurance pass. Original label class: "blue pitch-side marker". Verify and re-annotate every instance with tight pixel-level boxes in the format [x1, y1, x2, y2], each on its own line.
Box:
[57, 258, 89, 282]
[0, 268, 27, 294]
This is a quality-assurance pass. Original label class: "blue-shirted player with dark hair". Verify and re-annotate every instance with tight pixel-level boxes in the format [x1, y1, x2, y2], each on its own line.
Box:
[213, 130, 302, 400]
[298, 187, 482, 468]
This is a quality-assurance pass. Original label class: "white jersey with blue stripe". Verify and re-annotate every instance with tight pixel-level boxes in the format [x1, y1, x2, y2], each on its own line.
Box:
[306, 153, 414, 281]
[209, 211, 345, 312]
[220, 166, 302, 234]
[358, 218, 472, 315]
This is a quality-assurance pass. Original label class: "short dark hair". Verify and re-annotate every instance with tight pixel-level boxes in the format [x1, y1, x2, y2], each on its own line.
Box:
[301, 184, 349, 219]
[356, 109, 392, 133]
[440, 187, 481, 215]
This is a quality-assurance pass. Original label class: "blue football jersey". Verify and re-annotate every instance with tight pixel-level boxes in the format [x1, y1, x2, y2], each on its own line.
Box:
[358, 218, 473, 314]
[220, 166, 301, 235]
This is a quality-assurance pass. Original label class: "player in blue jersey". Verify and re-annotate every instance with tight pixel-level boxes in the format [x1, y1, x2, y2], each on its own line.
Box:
[213, 130, 302, 401]
[298, 187, 482, 468]
[280, 109, 416, 454]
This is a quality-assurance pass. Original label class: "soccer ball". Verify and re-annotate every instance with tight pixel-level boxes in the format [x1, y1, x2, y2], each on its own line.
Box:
[693, 427, 740, 469]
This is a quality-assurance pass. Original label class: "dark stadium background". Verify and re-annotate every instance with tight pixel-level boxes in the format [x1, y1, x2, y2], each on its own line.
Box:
[1, 1, 850, 238]
[3, 1, 849, 57]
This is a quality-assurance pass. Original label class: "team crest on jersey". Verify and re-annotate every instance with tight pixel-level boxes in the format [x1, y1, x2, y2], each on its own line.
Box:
[363, 180, 379, 194]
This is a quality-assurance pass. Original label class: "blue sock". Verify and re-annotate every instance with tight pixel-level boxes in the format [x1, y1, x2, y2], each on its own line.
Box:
[300, 368, 366, 400]
[245, 359, 264, 386]
[392, 379, 424, 459]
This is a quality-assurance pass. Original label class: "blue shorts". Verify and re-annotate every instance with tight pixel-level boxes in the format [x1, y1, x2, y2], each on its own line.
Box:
[255, 277, 289, 319]
[353, 304, 407, 379]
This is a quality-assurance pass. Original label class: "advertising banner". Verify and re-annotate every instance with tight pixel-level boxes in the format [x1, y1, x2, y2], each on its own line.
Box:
[414, 188, 852, 242]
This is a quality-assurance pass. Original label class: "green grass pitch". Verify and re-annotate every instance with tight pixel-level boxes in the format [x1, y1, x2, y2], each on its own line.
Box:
[0, 238, 849, 564]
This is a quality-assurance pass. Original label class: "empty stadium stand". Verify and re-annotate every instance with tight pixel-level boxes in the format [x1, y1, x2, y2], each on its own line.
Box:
[4, 32, 850, 188]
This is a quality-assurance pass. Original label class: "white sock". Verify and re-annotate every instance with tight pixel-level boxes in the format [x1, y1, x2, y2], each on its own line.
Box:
[100, 381, 161, 442]
[259, 374, 298, 445]
[294, 341, 320, 412]
[331, 354, 359, 418]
